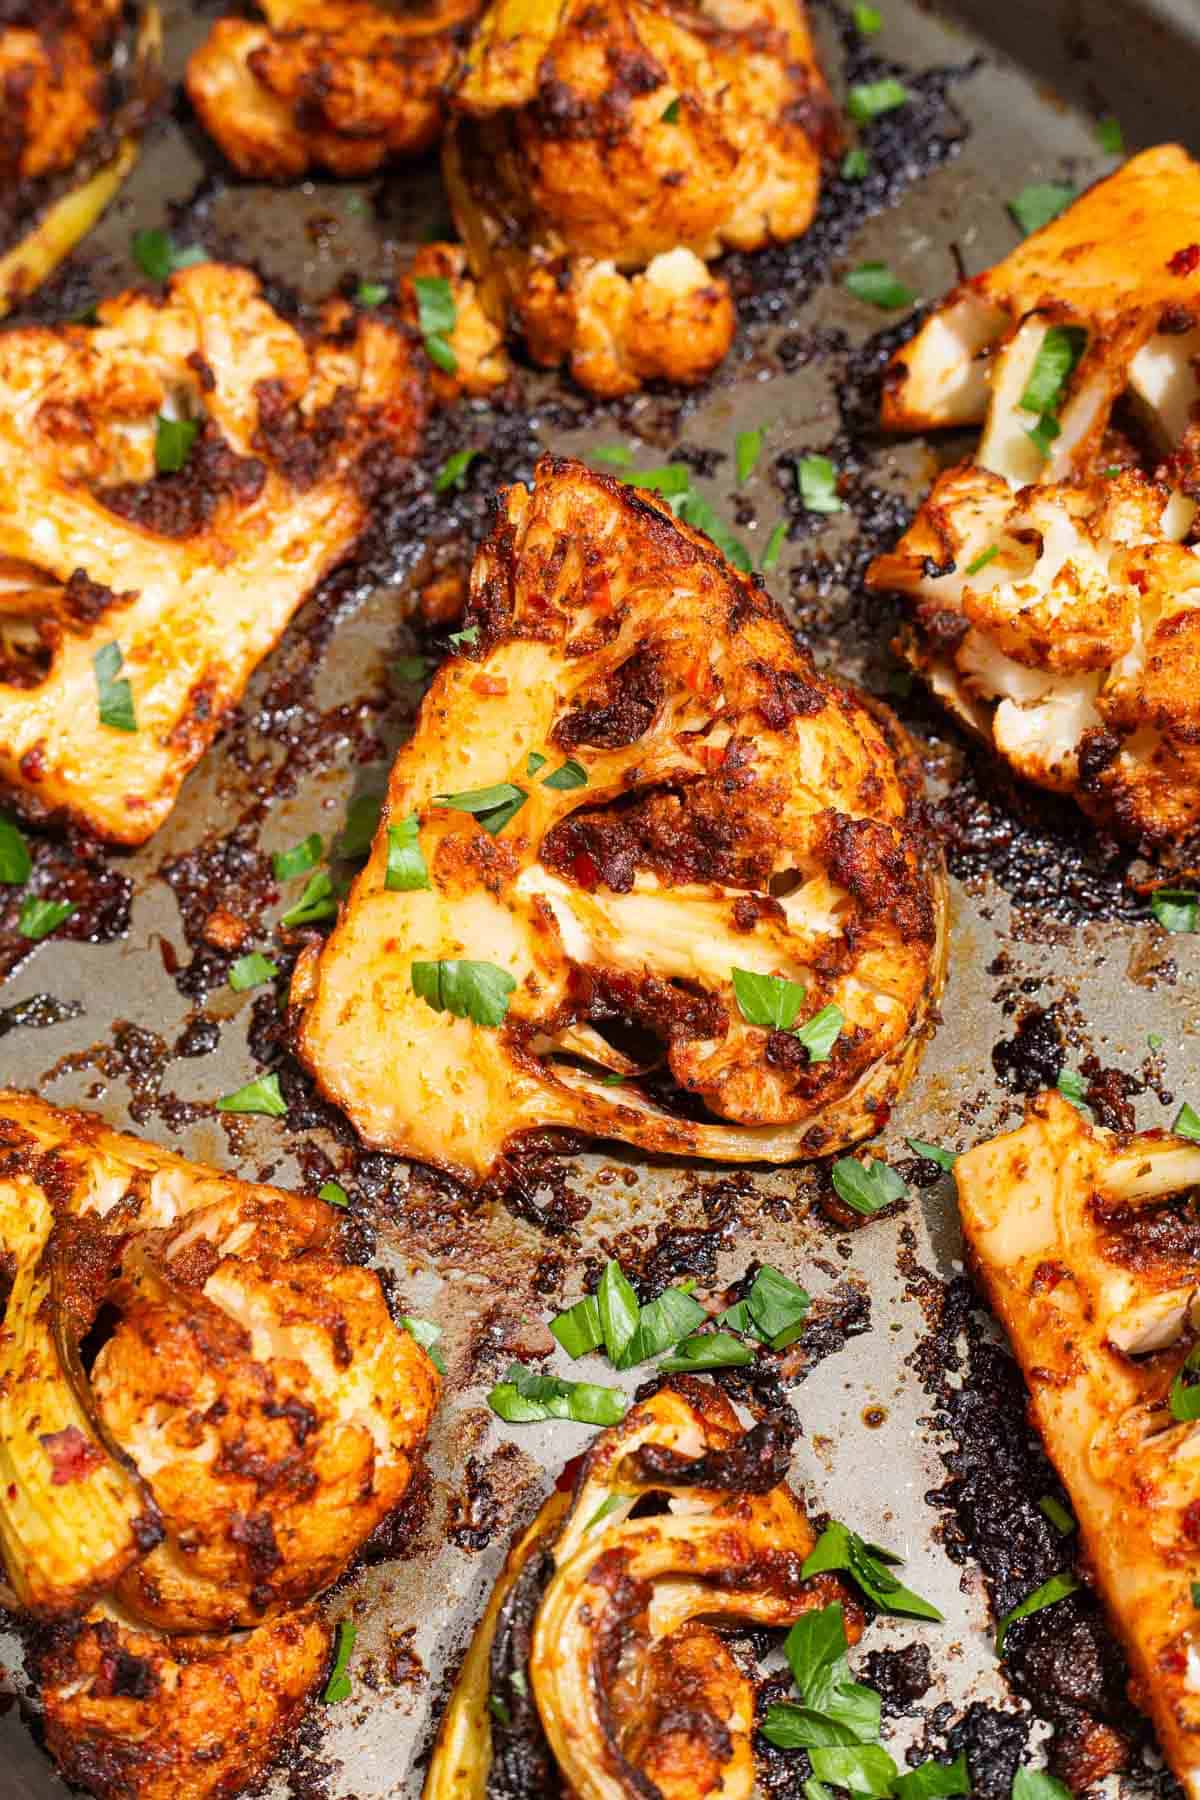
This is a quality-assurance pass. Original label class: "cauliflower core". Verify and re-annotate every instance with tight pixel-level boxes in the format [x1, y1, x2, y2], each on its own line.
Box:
[293, 455, 946, 1184]
[187, 0, 480, 180]
[425, 1382, 856, 1800]
[0, 261, 425, 844]
[442, 0, 837, 395]
[0, 1090, 440, 1799]
[870, 144, 1200, 842]
[0, 1, 159, 317]
[957, 1093, 1200, 1799]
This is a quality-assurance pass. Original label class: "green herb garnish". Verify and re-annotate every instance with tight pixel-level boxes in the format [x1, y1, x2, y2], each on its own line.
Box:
[831, 1156, 907, 1215]
[794, 1003, 844, 1064]
[487, 1360, 627, 1425]
[155, 415, 198, 473]
[413, 275, 457, 373]
[661, 97, 681, 123]
[435, 448, 479, 493]
[410, 958, 515, 1028]
[217, 1072, 287, 1117]
[1151, 887, 1198, 932]
[18, 898, 74, 941]
[385, 815, 431, 891]
[228, 952, 279, 992]
[0, 816, 31, 885]
[280, 870, 338, 927]
[273, 833, 323, 880]
[846, 262, 914, 309]
[1175, 1101, 1200, 1141]
[1038, 1495, 1075, 1535]
[841, 147, 870, 180]
[93, 642, 136, 733]
[356, 280, 388, 307]
[656, 1329, 755, 1372]
[995, 1571, 1081, 1653]
[1009, 183, 1076, 236]
[847, 79, 909, 123]
[761, 521, 788, 570]
[965, 544, 1000, 577]
[736, 428, 763, 484]
[319, 1180, 349, 1208]
[433, 781, 527, 835]
[906, 1138, 957, 1171]
[322, 1621, 357, 1704]
[132, 229, 205, 281]
[732, 967, 806, 1030]
[797, 454, 843, 514]
[803, 1520, 943, 1620]
[543, 759, 588, 791]
[400, 1315, 446, 1374]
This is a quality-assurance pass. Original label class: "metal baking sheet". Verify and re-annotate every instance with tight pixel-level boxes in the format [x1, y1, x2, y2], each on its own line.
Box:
[2, 1, 1199, 1795]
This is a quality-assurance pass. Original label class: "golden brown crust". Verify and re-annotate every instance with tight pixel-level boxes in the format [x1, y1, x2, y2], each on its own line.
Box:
[186, 0, 479, 180]
[293, 454, 946, 1183]
[956, 1094, 1200, 1800]
[443, 0, 834, 394]
[0, 262, 425, 844]
[425, 1383, 855, 1800]
[41, 1605, 331, 1800]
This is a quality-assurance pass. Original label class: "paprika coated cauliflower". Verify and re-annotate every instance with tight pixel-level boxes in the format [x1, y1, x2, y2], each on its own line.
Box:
[869, 144, 1200, 843]
[187, 0, 480, 180]
[957, 1094, 1200, 1799]
[0, 260, 425, 844]
[441, 0, 838, 395]
[0, 1091, 440, 1800]
[292, 455, 947, 1185]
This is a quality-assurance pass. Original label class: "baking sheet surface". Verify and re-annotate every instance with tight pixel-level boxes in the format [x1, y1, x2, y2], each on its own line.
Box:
[2, 2, 1199, 1795]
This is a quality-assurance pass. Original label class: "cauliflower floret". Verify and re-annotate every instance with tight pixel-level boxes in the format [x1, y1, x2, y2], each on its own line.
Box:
[957, 1094, 1200, 1799]
[40, 1605, 330, 1800]
[881, 144, 1200, 485]
[426, 1384, 854, 1800]
[442, 0, 836, 395]
[0, 1091, 440, 1797]
[868, 464, 1200, 841]
[186, 0, 479, 180]
[94, 1191, 439, 1631]
[293, 455, 946, 1184]
[399, 241, 512, 401]
[0, 261, 425, 844]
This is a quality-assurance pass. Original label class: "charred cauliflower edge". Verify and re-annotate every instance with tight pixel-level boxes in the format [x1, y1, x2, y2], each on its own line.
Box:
[957, 1091, 1200, 1800]
[0, 260, 425, 844]
[868, 143, 1200, 844]
[424, 1379, 857, 1800]
[291, 454, 947, 1185]
[440, 0, 838, 396]
[0, 1089, 440, 1800]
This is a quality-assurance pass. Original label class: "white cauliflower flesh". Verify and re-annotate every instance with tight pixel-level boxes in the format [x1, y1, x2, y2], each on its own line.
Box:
[425, 1383, 851, 1800]
[868, 464, 1200, 841]
[293, 455, 947, 1185]
[956, 1093, 1200, 1800]
[0, 262, 425, 844]
[0, 1090, 439, 1634]
[441, 0, 836, 395]
[881, 144, 1200, 484]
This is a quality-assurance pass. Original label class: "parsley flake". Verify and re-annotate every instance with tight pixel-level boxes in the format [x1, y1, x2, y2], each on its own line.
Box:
[797, 454, 843, 513]
[413, 275, 457, 373]
[965, 544, 1000, 577]
[217, 1073, 287, 1117]
[132, 229, 206, 281]
[995, 1571, 1081, 1653]
[845, 261, 915, 310]
[356, 280, 388, 307]
[661, 97, 681, 123]
[543, 759, 588, 791]
[831, 1156, 907, 1215]
[760, 521, 789, 570]
[18, 897, 75, 941]
[273, 834, 323, 881]
[795, 1002, 844, 1063]
[322, 1621, 357, 1704]
[1151, 887, 1198, 933]
[385, 815, 430, 891]
[228, 952, 279, 992]
[0, 815, 31, 885]
[410, 958, 516, 1028]
[1174, 1101, 1200, 1141]
[93, 642, 136, 733]
[841, 146, 870, 181]
[736, 427, 763, 484]
[1009, 182, 1076, 237]
[435, 448, 480, 494]
[847, 78, 909, 123]
[155, 415, 198, 473]
[319, 1180, 349, 1208]
[433, 781, 527, 834]
[280, 870, 338, 927]
[906, 1138, 957, 1171]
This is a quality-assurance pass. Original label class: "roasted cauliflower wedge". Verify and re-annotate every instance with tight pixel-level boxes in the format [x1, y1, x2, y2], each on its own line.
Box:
[0, 1089, 440, 1800]
[0, 260, 424, 844]
[425, 1380, 855, 1800]
[880, 144, 1200, 466]
[40, 1603, 331, 1800]
[187, 0, 480, 180]
[869, 467, 1200, 841]
[442, 0, 837, 395]
[292, 456, 946, 1185]
[0, 1, 160, 317]
[956, 1092, 1200, 1800]
[868, 144, 1200, 841]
